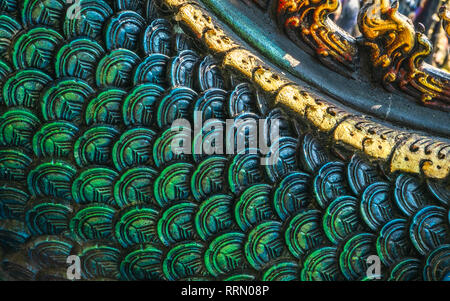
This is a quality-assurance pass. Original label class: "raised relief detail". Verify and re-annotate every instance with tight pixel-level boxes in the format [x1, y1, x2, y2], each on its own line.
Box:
[358, 0, 450, 110]
[439, 5, 450, 38]
[276, 0, 358, 69]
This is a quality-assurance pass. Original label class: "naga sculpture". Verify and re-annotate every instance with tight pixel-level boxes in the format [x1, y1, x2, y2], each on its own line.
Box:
[0, 0, 447, 283]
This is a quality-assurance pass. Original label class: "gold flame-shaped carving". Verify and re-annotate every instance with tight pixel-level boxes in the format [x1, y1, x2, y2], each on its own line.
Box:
[358, 0, 450, 110]
[277, 0, 357, 66]
[439, 5, 450, 37]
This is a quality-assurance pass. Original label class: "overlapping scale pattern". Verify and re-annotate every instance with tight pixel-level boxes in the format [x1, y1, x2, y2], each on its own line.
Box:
[0, 0, 448, 281]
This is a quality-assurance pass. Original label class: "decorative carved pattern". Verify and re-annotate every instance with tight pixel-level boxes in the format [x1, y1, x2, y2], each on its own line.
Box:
[0, 0, 448, 282]
[276, 0, 358, 69]
[439, 5, 450, 37]
[358, 0, 450, 110]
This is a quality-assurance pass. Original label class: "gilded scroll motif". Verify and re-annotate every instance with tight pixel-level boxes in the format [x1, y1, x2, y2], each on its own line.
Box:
[358, 0, 450, 110]
[276, 0, 358, 68]
[439, 5, 450, 37]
